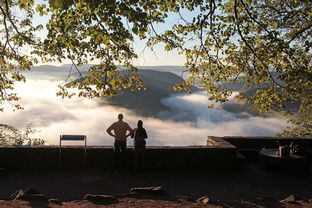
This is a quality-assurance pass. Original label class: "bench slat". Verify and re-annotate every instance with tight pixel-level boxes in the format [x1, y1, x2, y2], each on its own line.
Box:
[60, 135, 86, 141]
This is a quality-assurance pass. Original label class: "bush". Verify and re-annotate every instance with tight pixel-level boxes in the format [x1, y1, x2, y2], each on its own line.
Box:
[0, 123, 45, 146]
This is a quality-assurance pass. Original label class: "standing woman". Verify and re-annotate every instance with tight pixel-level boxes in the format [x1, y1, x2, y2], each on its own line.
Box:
[132, 120, 148, 171]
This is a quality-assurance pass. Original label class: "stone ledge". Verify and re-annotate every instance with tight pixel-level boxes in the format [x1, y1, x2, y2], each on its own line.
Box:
[0, 145, 239, 170]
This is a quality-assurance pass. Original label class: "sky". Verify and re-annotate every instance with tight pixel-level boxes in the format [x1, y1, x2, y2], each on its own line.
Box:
[27, 4, 200, 66]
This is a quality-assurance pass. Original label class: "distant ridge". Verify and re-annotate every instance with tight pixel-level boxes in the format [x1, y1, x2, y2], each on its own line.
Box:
[27, 65, 198, 120]
[104, 69, 199, 119]
[27, 65, 295, 119]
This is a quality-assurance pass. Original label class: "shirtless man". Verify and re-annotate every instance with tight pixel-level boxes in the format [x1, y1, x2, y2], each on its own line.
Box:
[107, 114, 133, 170]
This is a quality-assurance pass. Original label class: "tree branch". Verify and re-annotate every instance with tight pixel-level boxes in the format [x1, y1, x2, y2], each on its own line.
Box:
[287, 20, 312, 44]
[234, 0, 284, 88]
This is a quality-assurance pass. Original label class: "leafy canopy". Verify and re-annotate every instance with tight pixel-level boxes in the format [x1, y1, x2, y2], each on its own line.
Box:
[0, 0, 311, 136]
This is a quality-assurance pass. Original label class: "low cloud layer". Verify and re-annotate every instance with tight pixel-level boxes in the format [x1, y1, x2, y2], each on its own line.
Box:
[0, 79, 288, 146]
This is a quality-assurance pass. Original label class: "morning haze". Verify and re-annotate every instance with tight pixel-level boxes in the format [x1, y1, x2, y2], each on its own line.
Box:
[0, 65, 287, 146]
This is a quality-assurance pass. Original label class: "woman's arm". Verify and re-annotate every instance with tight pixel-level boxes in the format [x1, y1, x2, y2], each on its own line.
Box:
[144, 129, 148, 139]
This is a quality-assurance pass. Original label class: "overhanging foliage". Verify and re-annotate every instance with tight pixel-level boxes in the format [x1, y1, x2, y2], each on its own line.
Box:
[0, 0, 311, 136]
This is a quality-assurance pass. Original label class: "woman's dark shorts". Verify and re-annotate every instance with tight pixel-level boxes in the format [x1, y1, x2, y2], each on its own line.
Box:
[134, 140, 146, 150]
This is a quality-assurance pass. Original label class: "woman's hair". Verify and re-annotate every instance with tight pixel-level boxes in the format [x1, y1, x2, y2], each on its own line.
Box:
[137, 120, 143, 128]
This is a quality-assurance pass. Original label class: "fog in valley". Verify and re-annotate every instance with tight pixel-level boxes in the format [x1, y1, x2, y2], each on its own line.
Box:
[0, 65, 288, 146]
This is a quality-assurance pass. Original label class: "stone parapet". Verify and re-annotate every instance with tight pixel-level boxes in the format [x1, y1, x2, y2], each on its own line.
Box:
[222, 136, 312, 152]
[0, 145, 239, 170]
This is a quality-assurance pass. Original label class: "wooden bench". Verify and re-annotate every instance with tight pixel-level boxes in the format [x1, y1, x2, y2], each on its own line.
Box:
[59, 135, 87, 168]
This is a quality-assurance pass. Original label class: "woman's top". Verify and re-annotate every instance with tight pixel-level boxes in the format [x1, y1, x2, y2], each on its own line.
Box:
[132, 127, 148, 141]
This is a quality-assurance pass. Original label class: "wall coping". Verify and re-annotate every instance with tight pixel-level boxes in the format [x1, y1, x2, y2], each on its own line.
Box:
[0, 145, 235, 149]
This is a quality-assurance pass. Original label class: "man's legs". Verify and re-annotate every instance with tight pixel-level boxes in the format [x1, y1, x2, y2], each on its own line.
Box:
[114, 140, 127, 170]
[120, 141, 127, 170]
[114, 141, 121, 170]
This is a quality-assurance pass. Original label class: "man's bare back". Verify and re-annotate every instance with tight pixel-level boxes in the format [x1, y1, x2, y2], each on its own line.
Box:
[107, 120, 132, 141]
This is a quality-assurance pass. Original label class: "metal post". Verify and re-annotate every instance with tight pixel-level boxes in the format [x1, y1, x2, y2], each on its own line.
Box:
[84, 136, 87, 169]
[59, 135, 62, 168]
[59, 135, 87, 169]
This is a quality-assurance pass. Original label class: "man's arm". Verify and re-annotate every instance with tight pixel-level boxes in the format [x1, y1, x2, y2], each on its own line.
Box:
[131, 128, 135, 138]
[126, 124, 133, 137]
[106, 123, 115, 137]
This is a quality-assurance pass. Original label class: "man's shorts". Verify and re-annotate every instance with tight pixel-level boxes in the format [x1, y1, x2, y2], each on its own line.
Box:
[114, 140, 126, 151]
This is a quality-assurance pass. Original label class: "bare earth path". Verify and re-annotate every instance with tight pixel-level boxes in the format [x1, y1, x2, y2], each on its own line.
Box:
[0, 162, 312, 207]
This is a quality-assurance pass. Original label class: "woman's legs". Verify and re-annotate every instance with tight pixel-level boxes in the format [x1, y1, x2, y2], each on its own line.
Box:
[134, 148, 139, 170]
[134, 140, 146, 170]
[140, 150, 145, 170]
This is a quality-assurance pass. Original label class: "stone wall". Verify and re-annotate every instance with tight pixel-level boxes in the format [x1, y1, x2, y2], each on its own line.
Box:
[207, 136, 312, 160]
[222, 136, 312, 151]
[0, 145, 239, 170]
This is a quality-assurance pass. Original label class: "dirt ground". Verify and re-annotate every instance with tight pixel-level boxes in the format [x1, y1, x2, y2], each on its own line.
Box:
[0, 162, 312, 207]
[1, 198, 312, 208]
